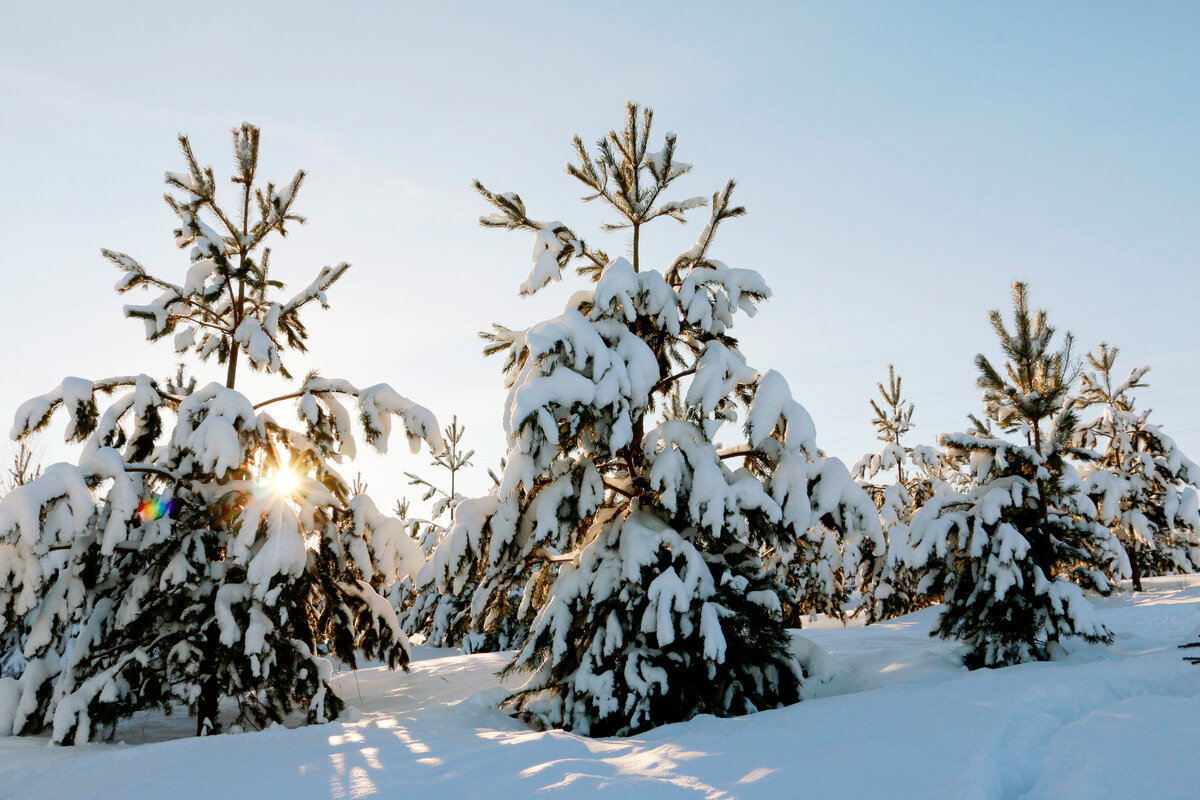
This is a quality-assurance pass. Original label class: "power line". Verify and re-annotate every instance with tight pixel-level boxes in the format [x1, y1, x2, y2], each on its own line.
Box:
[793, 298, 1200, 377]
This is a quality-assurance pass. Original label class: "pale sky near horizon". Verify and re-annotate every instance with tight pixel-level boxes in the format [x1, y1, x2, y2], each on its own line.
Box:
[2, 2, 1198, 511]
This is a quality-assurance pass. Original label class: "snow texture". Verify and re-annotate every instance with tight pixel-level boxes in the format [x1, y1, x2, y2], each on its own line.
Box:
[2, 578, 1199, 798]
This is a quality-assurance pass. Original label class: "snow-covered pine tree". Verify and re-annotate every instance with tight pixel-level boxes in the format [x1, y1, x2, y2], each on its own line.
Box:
[769, 445, 884, 624]
[853, 365, 953, 623]
[909, 282, 1125, 669]
[0, 124, 443, 744]
[1075, 343, 1200, 590]
[392, 417, 521, 652]
[427, 102, 878, 735]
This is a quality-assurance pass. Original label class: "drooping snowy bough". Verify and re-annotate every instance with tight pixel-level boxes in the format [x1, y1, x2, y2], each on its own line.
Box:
[0, 125, 442, 744]
[424, 103, 879, 735]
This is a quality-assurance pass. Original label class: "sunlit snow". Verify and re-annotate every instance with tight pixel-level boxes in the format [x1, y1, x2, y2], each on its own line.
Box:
[3, 577, 1198, 799]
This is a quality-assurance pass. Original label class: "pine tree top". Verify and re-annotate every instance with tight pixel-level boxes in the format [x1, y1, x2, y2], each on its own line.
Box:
[106, 123, 347, 387]
[1079, 342, 1149, 414]
[869, 364, 914, 445]
[975, 281, 1079, 446]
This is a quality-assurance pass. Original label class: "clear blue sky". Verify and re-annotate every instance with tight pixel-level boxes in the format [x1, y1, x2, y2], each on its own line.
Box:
[2, 2, 1198, 507]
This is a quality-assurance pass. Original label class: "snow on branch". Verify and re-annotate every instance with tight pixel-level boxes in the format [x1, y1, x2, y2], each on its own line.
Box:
[745, 370, 818, 455]
[280, 262, 349, 315]
[358, 384, 445, 456]
[11, 375, 174, 444]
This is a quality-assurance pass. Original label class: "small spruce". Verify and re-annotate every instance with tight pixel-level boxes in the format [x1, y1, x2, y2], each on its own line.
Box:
[910, 282, 1124, 668]
[1075, 343, 1200, 590]
[853, 365, 953, 622]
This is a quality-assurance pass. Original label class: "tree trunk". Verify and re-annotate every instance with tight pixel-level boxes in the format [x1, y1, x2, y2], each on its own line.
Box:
[1125, 544, 1143, 592]
[195, 627, 222, 736]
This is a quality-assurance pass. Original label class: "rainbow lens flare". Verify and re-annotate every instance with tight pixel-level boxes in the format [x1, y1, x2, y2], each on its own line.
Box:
[137, 496, 175, 522]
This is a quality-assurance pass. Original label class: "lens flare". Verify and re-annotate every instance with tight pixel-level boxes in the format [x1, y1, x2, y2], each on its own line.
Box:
[137, 496, 175, 522]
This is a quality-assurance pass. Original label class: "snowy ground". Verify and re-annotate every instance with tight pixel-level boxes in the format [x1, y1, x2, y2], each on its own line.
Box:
[2, 577, 1199, 800]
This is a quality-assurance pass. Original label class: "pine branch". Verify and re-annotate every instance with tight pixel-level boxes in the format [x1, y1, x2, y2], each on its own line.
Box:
[651, 367, 697, 395]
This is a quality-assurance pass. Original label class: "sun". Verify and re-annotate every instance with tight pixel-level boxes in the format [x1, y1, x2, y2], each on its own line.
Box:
[268, 466, 300, 497]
